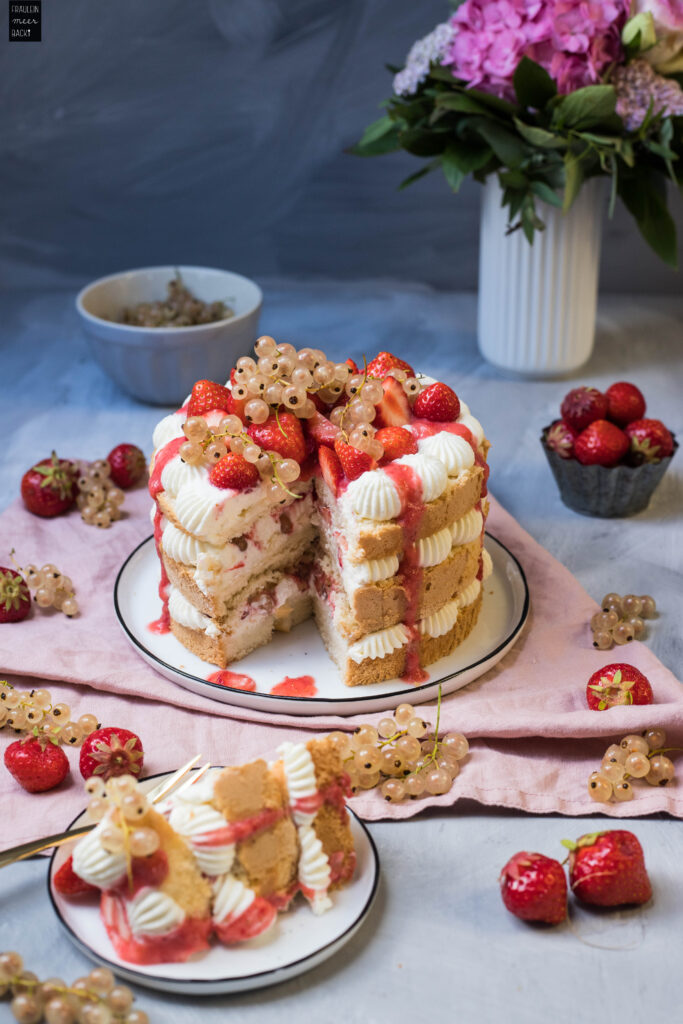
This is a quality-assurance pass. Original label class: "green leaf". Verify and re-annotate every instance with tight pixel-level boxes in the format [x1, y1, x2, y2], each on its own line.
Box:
[356, 115, 395, 147]
[560, 839, 577, 851]
[499, 169, 527, 189]
[442, 145, 466, 191]
[513, 57, 557, 110]
[442, 136, 492, 173]
[619, 174, 679, 267]
[466, 88, 518, 116]
[435, 93, 491, 116]
[428, 65, 459, 84]
[350, 123, 402, 157]
[554, 85, 617, 130]
[469, 118, 530, 167]
[398, 165, 434, 190]
[513, 118, 567, 149]
[400, 128, 447, 157]
[562, 152, 585, 211]
[530, 180, 563, 207]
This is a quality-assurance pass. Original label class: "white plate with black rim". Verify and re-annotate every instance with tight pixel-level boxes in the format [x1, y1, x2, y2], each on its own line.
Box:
[49, 770, 379, 996]
[114, 532, 529, 717]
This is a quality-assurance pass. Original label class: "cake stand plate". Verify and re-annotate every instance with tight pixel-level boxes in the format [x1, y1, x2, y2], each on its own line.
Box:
[49, 770, 379, 996]
[114, 532, 529, 716]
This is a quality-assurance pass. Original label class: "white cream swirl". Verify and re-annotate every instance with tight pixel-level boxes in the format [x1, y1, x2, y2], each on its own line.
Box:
[348, 623, 410, 664]
[344, 555, 399, 592]
[172, 480, 222, 536]
[160, 458, 205, 500]
[482, 547, 493, 580]
[457, 401, 470, 419]
[278, 742, 318, 826]
[127, 889, 186, 937]
[458, 413, 485, 446]
[168, 586, 221, 638]
[419, 598, 459, 639]
[152, 413, 185, 451]
[72, 823, 127, 890]
[345, 471, 401, 521]
[450, 508, 483, 547]
[168, 791, 235, 877]
[417, 525, 452, 568]
[417, 433, 475, 478]
[393, 453, 447, 502]
[298, 825, 332, 915]
[457, 578, 481, 608]
[161, 521, 205, 567]
[212, 875, 256, 925]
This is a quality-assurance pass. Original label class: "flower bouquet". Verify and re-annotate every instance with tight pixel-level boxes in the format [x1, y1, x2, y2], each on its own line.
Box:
[354, 2, 683, 374]
[355, 0, 683, 266]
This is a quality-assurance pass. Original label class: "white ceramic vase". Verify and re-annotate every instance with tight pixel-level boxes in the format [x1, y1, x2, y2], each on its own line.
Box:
[477, 177, 604, 377]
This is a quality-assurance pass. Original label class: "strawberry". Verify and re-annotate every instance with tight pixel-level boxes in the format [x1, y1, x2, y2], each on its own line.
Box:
[4, 737, 69, 793]
[586, 663, 652, 710]
[499, 851, 567, 925]
[574, 420, 629, 467]
[366, 351, 415, 379]
[413, 382, 460, 423]
[0, 569, 31, 623]
[21, 452, 77, 518]
[305, 410, 341, 448]
[545, 419, 577, 459]
[107, 443, 146, 489]
[625, 418, 674, 464]
[374, 377, 411, 429]
[346, 358, 360, 374]
[247, 412, 306, 464]
[560, 387, 609, 433]
[187, 380, 233, 417]
[79, 726, 144, 781]
[209, 453, 260, 490]
[54, 855, 98, 897]
[318, 445, 343, 494]
[376, 426, 418, 464]
[334, 439, 376, 481]
[111, 848, 170, 897]
[605, 382, 646, 427]
[564, 831, 652, 907]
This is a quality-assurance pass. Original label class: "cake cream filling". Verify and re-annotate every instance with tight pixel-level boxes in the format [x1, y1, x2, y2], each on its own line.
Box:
[168, 586, 222, 637]
[212, 874, 256, 926]
[419, 598, 459, 638]
[167, 779, 236, 877]
[127, 889, 186, 937]
[72, 817, 128, 890]
[482, 547, 493, 580]
[278, 742, 319, 826]
[417, 433, 475, 478]
[297, 825, 332, 915]
[457, 578, 481, 608]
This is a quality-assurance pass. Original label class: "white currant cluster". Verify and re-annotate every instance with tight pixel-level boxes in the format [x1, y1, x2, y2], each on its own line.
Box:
[591, 592, 656, 650]
[20, 563, 79, 618]
[86, 774, 160, 859]
[589, 728, 675, 803]
[0, 682, 98, 746]
[76, 461, 125, 529]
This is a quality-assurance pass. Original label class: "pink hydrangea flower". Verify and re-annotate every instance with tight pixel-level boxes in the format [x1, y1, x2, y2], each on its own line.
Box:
[441, 0, 630, 99]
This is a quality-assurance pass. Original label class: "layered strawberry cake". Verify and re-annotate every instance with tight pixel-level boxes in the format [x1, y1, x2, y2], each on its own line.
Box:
[56, 737, 356, 965]
[149, 341, 491, 685]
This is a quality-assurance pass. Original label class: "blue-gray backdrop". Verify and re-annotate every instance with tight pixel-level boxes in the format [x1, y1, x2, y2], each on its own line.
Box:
[3, 0, 682, 291]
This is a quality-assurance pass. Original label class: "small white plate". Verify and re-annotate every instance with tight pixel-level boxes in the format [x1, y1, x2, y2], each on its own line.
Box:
[114, 533, 529, 716]
[49, 771, 379, 996]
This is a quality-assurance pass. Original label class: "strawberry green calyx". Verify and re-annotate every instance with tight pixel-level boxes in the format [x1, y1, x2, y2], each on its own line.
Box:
[34, 451, 74, 499]
[561, 832, 605, 853]
[588, 669, 634, 709]
[0, 571, 30, 613]
[90, 734, 143, 776]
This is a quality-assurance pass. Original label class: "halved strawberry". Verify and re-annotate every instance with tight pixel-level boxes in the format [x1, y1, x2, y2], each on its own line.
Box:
[305, 411, 341, 448]
[248, 412, 306, 464]
[318, 446, 343, 494]
[209, 453, 260, 490]
[374, 378, 410, 429]
[366, 352, 415, 379]
[346, 358, 360, 374]
[54, 855, 98, 897]
[334, 439, 376, 481]
[187, 380, 233, 417]
[376, 427, 418, 464]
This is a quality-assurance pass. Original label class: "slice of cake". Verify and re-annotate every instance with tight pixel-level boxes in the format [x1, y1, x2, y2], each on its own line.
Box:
[69, 784, 213, 965]
[148, 344, 490, 685]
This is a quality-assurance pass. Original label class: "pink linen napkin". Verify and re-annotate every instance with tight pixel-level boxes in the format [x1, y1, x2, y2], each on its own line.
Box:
[1, 488, 682, 847]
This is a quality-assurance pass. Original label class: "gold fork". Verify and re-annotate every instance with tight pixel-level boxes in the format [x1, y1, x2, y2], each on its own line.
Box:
[0, 755, 208, 869]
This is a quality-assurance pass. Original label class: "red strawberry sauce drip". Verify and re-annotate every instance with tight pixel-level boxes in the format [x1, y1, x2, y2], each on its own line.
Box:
[148, 436, 185, 499]
[148, 505, 171, 634]
[207, 670, 257, 692]
[381, 462, 428, 683]
[289, 774, 352, 818]
[101, 892, 212, 965]
[214, 896, 276, 943]
[191, 807, 285, 847]
[270, 675, 318, 697]
[328, 849, 357, 885]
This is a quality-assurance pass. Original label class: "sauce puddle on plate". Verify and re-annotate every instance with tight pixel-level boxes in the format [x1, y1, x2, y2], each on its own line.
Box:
[270, 675, 318, 698]
[207, 670, 257, 692]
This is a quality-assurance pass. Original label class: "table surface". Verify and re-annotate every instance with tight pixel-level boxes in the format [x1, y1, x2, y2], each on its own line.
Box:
[2, 283, 682, 1022]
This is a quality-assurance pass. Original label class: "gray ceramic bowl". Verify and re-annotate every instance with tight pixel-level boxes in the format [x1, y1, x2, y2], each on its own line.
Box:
[76, 266, 263, 405]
